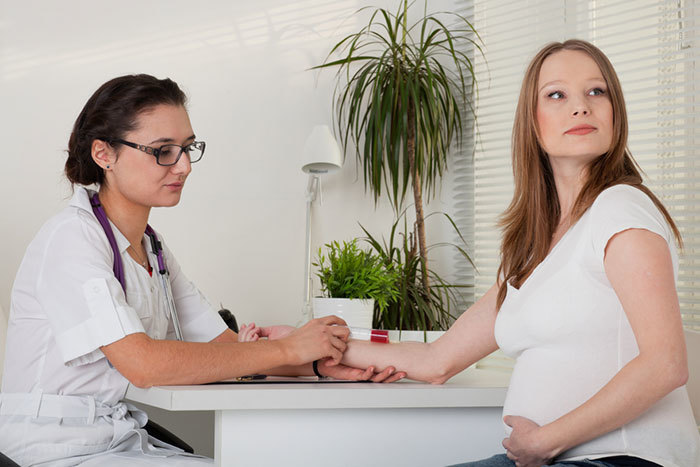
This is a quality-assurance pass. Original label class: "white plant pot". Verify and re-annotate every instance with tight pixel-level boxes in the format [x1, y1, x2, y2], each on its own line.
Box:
[387, 330, 444, 343]
[312, 297, 374, 329]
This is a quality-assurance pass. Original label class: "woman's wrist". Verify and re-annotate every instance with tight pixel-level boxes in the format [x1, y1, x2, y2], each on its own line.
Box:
[536, 423, 567, 460]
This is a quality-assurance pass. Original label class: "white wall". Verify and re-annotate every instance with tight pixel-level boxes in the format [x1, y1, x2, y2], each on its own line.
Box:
[0, 0, 458, 328]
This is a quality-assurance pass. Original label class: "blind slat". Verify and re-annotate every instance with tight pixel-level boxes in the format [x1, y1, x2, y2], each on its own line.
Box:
[451, 0, 700, 329]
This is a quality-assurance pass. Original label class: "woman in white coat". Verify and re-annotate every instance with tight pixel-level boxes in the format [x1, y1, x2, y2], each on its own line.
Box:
[338, 40, 700, 466]
[0, 74, 400, 466]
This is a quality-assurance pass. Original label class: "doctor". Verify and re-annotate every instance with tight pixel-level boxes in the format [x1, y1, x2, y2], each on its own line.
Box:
[0, 74, 400, 466]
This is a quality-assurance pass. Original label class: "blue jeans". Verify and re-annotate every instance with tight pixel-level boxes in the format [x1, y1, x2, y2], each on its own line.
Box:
[450, 454, 618, 467]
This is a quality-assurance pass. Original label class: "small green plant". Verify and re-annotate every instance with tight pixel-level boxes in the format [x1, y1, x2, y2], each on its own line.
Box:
[362, 209, 473, 331]
[315, 239, 399, 313]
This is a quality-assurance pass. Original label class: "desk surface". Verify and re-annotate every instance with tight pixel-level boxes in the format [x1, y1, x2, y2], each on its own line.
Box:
[125, 368, 510, 411]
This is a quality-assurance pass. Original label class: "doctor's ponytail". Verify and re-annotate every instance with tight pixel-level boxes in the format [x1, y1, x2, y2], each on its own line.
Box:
[65, 74, 187, 186]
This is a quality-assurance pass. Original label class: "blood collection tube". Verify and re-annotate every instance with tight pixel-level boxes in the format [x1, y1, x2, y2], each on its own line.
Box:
[347, 326, 390, 343]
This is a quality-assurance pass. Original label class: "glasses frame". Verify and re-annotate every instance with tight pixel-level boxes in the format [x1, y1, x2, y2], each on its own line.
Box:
[107, 138, 206, 166]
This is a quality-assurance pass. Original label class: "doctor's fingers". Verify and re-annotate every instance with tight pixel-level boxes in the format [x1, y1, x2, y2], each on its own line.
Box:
[315, 315, 348, 329]
[327, 335, 348, 355]
[323, 343, 344, 365]
[327, 323, 350, 341]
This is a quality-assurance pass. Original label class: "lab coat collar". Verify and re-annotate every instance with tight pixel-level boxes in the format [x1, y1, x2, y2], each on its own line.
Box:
[70, 187, 131, 254]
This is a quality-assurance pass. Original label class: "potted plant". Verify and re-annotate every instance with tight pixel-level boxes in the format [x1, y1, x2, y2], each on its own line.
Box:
[313, 239, 399, 329]
[362, 209, 473, 341]
[314, 0, 482, 297]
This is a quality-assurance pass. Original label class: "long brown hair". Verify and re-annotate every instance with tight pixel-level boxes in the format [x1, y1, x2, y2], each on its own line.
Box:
[496, 39, 682, 308]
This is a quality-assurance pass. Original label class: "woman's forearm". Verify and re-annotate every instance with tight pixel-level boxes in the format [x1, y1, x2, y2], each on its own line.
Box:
[342, 340, 446, 382]
[343, 284, 501, 383]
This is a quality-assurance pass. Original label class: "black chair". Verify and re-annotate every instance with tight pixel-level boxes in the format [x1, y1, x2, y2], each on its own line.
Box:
[144, 420, 194, 453]
[0, 451, 19, 467]
[218, 308, 239, 333]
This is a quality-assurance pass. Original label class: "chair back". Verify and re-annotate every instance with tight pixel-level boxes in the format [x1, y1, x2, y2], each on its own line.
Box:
[0, 304, 7, 386]
[685, 329, 700, 425]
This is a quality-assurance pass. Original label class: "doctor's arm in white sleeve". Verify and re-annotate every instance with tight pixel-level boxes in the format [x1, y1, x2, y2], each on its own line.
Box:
[101, 240, 401, 385]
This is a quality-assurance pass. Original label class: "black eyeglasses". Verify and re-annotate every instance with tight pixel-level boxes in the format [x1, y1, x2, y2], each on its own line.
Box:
[107, 139, 206, 166]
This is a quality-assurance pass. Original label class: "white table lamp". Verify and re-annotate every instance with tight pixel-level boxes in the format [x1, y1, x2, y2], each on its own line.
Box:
[301, 125, 342, 323]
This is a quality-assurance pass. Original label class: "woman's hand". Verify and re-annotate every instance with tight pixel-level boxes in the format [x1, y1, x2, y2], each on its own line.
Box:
[258, 325, 296, 340]
[279, 316, 350, 366]
[317, 358, 406, 383]
[237, 324, 296, 343]
[502, 416, 555, 467]
[236, 323, 261, 342]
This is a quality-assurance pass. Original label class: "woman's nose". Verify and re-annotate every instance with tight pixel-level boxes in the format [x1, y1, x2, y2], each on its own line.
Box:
[172, 152, 192, 176]
[571, 98, 590, 117]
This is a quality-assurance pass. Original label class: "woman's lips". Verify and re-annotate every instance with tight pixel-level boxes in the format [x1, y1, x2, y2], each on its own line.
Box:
[565, 125, 596, 135]
[165, 182, 184, 191]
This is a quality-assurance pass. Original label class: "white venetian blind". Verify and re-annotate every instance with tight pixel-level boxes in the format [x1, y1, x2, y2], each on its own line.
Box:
[452, 0, 700, 330]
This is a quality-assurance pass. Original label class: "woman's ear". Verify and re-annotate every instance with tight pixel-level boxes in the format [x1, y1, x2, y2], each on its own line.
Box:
[91, 139, 116, 170]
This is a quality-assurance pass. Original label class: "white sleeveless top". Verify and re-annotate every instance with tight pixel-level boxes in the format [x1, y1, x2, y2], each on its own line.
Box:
[494, 184, 700, 466]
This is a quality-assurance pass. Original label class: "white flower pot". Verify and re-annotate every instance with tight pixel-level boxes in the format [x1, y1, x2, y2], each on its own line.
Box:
[312, 297, 374, 329]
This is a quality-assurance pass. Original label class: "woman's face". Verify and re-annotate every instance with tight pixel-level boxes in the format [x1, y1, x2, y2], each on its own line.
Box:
[107, 104, 194, 208]
[535, 49, 613, 165]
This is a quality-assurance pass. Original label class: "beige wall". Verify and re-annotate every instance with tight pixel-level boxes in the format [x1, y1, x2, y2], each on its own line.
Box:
[0, 0, 459, 455]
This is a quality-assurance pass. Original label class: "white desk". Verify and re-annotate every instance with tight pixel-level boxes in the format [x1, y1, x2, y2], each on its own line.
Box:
[126, 369, 510, 467]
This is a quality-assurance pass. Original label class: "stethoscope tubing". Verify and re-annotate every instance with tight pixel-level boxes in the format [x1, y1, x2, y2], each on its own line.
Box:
[90, 192, 184, 341]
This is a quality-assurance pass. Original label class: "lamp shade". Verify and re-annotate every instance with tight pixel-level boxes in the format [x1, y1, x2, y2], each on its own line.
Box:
[301, 125, 343, 174]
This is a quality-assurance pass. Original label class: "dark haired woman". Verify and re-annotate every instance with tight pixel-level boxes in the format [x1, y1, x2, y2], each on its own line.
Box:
[0, 74, 399, 466]
[335, 40, 700, 466]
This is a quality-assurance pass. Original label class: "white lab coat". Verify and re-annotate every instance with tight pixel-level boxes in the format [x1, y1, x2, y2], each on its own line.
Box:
[0, 187, 227, 466]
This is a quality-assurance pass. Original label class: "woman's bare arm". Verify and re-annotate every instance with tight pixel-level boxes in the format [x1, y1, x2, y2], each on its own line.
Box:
[341, 283, 501, 383]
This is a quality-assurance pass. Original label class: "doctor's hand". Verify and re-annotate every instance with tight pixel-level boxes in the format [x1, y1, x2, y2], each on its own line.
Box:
[502, 416, 555, 467]
[316, 358, 406, 383]
[279, 316, 350, 366]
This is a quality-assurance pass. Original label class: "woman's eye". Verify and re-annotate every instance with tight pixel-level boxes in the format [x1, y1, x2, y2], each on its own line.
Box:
[548, 91, 564, 99]
[589, 87, 606, 96]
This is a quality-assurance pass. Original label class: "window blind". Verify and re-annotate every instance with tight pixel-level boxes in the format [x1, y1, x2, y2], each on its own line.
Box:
[451, 0, 700, 330]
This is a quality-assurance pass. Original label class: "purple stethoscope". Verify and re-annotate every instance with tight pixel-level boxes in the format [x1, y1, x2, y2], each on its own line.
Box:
[89, 192, 184, 341]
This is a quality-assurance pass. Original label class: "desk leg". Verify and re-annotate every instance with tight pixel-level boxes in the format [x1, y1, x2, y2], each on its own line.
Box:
[215, 407, 503, 467]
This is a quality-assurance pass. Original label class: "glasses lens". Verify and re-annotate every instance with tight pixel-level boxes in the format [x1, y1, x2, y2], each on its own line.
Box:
[156, 142, 205, 166]
[157, 145, 182, 166]
[187, 141, 205, 164]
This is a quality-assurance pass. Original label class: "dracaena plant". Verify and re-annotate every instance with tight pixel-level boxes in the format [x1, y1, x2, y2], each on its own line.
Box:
[314, 0, 482, 296]
[361, 209, 473, 331]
